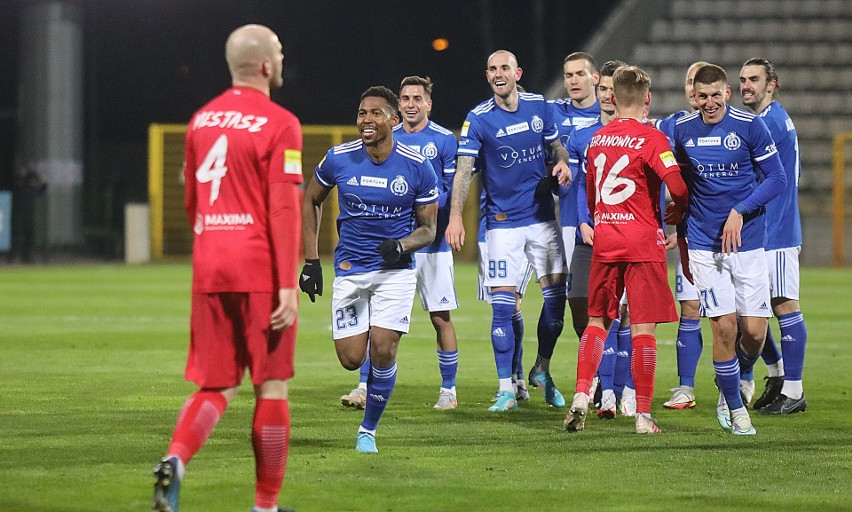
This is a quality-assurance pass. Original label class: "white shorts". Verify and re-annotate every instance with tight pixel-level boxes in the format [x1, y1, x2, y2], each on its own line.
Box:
[674, 251, 699, 301]
[415, 251, 459, 312]
[766, 246, 801, 300]
[485, 221, 566, 288]
[331, 269, 417, 340]
[478, 241, 534, 303]
[688, 249, 771, 318]
[561, 226, 577, 270]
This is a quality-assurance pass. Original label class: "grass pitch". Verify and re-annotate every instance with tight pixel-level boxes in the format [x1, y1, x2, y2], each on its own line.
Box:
[0, 262, 850, 511]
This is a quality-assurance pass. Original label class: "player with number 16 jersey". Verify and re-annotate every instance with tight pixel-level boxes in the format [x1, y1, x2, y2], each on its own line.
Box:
[586, 118, 681, 269]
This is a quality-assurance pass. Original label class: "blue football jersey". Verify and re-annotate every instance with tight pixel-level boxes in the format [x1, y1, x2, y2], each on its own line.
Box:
[314, 139, 440, 276]
[458, 92, 560, 229]
[566, 120, 603, 246]
[757, 101, 802, 249]
[672, 106, 785, 252]
[654, 110, 690, 143]
[393, 121, 457, 253]
[551, 100, 601, 230]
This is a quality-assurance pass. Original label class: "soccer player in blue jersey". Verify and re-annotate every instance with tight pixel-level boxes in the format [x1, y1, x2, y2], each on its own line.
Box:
[671, 64, 786, 435]
[739, 58, 808, 414]
[550, 52, 601, 267]
[300, 86, 439, 452]
[652, 61, 711, 411]
[446, 50, 571, 412]
[338, 76, 461, 411]
[477, 188, 536, 401]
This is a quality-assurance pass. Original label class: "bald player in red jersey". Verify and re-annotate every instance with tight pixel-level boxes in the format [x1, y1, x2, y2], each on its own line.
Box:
[561, 65, 688, 435]
[152, 24, 302, 512]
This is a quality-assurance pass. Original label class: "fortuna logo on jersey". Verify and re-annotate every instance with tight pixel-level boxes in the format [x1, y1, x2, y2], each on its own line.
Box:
[697, 136, 721, 146]
[505, 122, 530, 135]
[496, 144, 544, 168]
[390, 176, 409, 196]
[531, 115, 544, 133]
[421, 142, 438, 159]
[195, 212, 255, 233]
[724, 132, 741, 150]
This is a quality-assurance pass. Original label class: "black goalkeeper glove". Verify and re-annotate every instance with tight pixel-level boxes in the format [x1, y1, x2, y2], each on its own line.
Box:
[376, 239, 403, 264]
[299, 259, 323, 303]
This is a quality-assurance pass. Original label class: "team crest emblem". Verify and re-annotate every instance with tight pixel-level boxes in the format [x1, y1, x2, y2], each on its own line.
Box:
[422, 142, 438, 159]
[531, 115, 544, 133]
[724, 132, 741, 150]
[391, 175, 409, 196]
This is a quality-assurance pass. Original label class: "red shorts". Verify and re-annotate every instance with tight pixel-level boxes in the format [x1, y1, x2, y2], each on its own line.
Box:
[185, 292, 296, 388]
[587, 260, 678, 324]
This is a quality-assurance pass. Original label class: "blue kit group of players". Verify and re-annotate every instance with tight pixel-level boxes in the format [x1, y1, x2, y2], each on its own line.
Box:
[298, 51, 808, 452]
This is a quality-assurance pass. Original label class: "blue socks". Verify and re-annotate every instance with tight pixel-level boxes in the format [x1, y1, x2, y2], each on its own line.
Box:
[437, 350, 458, 389]
[491, 291, 515, 379]
[778, 312, 807, 381]
[512, 311, 525, 379]
[361, 363, 397, 432]
[675, 317, 702, 388]
[714, 357, 744, 410]
[736, 336, 760, 381]
[614, 323, 633, 394]
[760, 327, 782, 366]
[536, 285, 566, 360]
[358, 357, 370, 385]
[599, 319, 620, 394]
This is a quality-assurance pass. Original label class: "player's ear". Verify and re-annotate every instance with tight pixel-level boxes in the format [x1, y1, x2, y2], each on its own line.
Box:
[515, 66, 523, 81]
[593, 72, 600, 86]
[645, 91, 652, 107]
[725, 84, 732, 101]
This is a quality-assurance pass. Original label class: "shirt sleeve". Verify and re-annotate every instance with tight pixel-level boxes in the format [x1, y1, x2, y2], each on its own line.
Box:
[542, 103, 559, 143]
[733, 118, 787, 215]
[313, 149, 336, 189]
[415, 160, 440, 204]
[183, 125, 197, 227]
[268, 115, 303, 186]
[457, 112, 482, 158]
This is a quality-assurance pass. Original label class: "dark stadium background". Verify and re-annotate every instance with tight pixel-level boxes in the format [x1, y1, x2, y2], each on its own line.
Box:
[0, 0, 616, 244]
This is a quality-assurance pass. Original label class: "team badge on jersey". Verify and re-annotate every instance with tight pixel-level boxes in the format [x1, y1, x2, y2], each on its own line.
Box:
[422, 142, 438, 159]
[724, 132, 741, 151]
[390, 175, 410, 196]
[531, 115, 544, 133]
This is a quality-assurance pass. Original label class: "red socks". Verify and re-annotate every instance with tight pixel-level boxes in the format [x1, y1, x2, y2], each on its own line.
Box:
[576, 325, 607, 394]
[167, 390, 228, 464]
[631, 334, 657, 414]
[253, 398, 291, 509]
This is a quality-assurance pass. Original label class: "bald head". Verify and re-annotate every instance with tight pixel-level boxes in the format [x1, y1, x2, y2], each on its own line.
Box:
[225, 24, 284, 91]
[487, 50, 518, 69]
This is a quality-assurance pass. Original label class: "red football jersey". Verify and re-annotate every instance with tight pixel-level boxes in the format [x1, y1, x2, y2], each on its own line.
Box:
[184, 87, 303, 292]
[585, 118, 679, 262]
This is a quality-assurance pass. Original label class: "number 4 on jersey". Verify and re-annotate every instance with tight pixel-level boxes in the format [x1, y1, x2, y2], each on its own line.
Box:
[196, 134, 229, 205]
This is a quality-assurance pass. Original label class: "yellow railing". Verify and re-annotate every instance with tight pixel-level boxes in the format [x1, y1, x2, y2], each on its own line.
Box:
[833, 132, 852, 267]
[148, 123, 480, 262]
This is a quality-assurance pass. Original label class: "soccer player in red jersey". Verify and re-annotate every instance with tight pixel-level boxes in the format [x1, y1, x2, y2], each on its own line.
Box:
[561, 65, 689, 434]
[152, 24, 302, 512]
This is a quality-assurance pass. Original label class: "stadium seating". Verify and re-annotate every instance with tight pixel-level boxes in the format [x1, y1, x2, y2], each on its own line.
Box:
[627, 0, 852, 191]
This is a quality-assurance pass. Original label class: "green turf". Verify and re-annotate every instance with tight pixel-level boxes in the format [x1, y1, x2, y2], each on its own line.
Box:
[0, 263, 850, 511]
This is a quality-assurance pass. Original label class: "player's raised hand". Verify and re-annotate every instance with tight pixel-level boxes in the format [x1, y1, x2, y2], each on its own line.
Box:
[299, 259, 323, 302]
[721, 209, 743, 255]
[445, 215, 465, 252]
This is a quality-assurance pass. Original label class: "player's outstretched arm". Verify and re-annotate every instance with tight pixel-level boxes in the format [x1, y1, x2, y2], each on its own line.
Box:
[445, 155, 474, 251]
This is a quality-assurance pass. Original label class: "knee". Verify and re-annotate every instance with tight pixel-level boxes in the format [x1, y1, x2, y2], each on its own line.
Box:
[339, 354, 365, 371]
